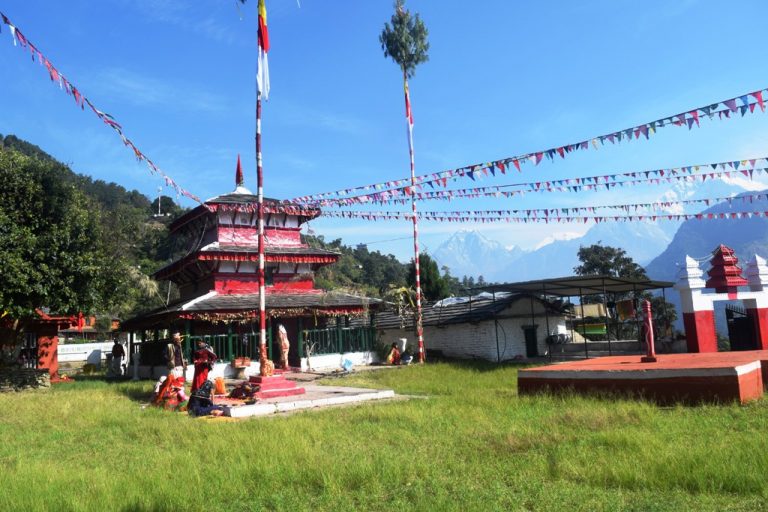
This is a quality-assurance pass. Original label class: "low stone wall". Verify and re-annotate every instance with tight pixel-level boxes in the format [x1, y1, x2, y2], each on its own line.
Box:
[0, 367, 50, 392]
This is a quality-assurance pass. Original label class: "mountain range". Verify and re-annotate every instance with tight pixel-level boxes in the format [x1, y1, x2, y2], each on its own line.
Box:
[433, 184, 768, 286]
[433, 221, 675, 283]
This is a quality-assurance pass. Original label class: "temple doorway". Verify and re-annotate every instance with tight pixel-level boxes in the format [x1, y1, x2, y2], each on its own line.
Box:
[725, 304, 759, 351]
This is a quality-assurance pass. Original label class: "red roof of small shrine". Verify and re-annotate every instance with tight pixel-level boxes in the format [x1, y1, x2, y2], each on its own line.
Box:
[705, 244, 748, 293]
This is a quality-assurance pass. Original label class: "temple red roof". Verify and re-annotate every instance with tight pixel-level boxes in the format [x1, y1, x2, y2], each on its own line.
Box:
[705, 244, 748, 293]
[121, 291, 378, 329]
[153, 245, 341, 281]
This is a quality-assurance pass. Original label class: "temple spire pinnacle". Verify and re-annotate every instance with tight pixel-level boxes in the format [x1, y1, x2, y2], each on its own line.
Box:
[236, 154, 244, 187]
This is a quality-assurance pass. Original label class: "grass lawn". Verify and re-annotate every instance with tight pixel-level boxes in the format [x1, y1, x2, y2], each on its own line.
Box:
[1, 362, 767, 511]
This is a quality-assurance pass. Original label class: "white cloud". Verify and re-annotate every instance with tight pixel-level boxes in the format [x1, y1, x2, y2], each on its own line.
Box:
[89, 67, 229, 113]
[275, 103, 365, 135]
[720, 173, 768, 192]
[120, 0, 247, 46]
[534, 231, 583, 250]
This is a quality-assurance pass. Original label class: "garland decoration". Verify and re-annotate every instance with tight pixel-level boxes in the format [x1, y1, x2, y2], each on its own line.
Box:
[180, 307, 368, 323]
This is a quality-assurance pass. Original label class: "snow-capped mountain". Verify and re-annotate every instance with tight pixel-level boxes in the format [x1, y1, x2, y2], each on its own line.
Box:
[431, 230, 525, 281]
[433, 222, 673, 283]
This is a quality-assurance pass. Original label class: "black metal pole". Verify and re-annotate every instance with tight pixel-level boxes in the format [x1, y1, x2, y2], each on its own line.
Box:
[543, 283, 552, 362]
[602, 277, 611, 356]
[579, 287, 588, 359]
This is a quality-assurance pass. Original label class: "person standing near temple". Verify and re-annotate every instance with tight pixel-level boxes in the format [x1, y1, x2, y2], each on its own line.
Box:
[191, 339, 217, 393]
[278, 324, 290, 370]
[166, 332, 188, 378]
[110, 338, 126, 377]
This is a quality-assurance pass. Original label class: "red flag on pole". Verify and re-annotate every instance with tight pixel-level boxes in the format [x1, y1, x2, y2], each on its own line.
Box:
[257, 0, 270, 99]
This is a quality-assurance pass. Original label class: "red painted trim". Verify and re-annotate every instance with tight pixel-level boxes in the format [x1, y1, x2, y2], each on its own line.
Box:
[683, 310, 717, 353]
[213, 275, 315, 294]
[154, 251, 338, 280]
[217, 226, 303, 246]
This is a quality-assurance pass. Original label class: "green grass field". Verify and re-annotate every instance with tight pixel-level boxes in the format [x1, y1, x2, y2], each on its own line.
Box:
[1, 362, 766, 511]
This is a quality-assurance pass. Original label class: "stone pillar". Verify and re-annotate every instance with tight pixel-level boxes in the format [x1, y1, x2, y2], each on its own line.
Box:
[675, 256, 717, 353]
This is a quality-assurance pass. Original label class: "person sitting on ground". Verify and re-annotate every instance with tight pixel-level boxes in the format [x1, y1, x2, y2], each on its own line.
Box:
[386, 342, 401, 365]
[188, 380, 224, 417]
[152, 375, 188, 409]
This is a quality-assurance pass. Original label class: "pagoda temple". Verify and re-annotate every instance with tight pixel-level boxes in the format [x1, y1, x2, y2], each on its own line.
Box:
[122, 159, 379, 374]
[675, 244, 768, 352]
[705, 244, 749, 295]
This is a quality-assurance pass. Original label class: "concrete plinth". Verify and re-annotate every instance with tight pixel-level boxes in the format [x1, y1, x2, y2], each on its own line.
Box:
[220, 385, 396, 418]
[519, 351, 768, 404]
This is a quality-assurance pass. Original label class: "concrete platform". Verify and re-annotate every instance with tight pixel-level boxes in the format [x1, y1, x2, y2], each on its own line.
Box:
[219, 385, 396, 418]
[518, 351, 768, 404]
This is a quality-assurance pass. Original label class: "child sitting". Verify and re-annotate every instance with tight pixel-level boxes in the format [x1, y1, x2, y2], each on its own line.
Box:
[386, 343, 401, 365]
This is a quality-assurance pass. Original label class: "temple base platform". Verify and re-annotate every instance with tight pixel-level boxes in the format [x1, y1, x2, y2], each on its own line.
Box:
[519, 351, 768, 404]
[220, 385, 395, 418]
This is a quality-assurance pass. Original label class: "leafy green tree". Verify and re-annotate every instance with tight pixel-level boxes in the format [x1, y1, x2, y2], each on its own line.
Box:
[441, 265, 462, 296]
[573, 243, 677, 340]
[0, 142, 174, 352]
[379, 0, 430, 79]
[407, 253, 450, 301]
[0, 149, 110, 344]
[574, 243, 648, 279]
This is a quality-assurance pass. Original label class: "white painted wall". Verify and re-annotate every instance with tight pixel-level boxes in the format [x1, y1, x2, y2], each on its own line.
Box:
[134, 351, 379, 380]
[377, 300, 566, 362]
[301, 351, 379, 371]
[58, 342, 115, 364]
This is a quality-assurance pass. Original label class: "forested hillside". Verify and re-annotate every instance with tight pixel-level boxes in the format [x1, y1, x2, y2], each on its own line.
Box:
[0, 134, 477, 330]
[0, 134, 183, 322]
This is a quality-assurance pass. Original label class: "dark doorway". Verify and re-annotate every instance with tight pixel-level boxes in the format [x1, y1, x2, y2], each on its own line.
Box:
[726, 304, 758, 351]
[522, 325, 539, 358]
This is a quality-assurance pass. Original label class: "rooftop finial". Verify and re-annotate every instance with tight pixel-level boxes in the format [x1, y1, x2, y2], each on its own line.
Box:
[236, 154, 244, 187]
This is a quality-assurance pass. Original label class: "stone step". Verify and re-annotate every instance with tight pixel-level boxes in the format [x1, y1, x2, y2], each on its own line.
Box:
[249, 375, 299, 390]
[254, 386, 306, 399]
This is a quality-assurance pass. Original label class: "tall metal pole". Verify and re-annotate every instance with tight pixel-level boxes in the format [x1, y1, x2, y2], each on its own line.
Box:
[257, 94, 267, 370]
[404, 71, 424, 363]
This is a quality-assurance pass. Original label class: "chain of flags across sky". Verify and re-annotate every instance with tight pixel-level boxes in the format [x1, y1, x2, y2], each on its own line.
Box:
[318, 210, 768, 224]
[300, 159, 768, 206]
[2, 8, 768, 225]
[289, 90, 767, 204]
[315, 192, 768, 219]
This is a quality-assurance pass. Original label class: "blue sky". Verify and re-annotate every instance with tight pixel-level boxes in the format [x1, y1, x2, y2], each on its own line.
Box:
[2, 0, 768, 260]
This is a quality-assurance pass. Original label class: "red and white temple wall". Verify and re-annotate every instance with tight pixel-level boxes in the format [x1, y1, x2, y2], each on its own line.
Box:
[676, 252, 768, 352]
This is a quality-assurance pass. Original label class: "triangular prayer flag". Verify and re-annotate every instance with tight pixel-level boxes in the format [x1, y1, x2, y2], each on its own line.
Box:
[752, 91, 765, 112]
